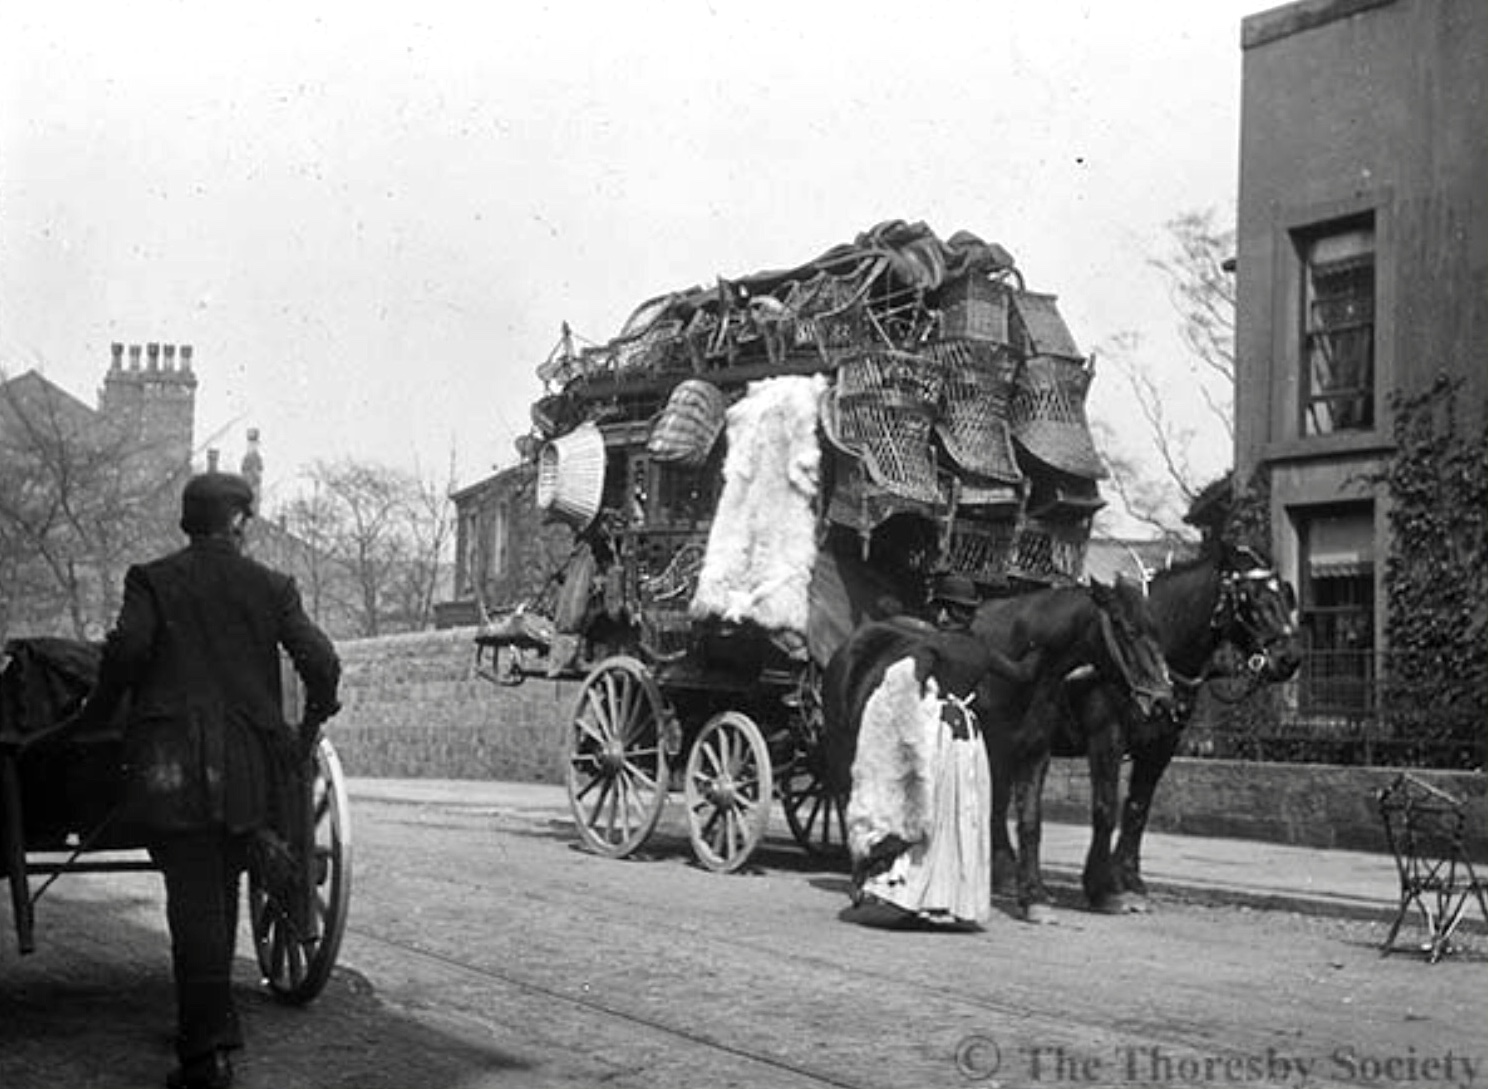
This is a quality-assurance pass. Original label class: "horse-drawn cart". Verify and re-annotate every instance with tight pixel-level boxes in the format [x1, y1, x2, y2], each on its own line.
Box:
[0, 637, 351, 1004]
[475, 220, 1116, 875]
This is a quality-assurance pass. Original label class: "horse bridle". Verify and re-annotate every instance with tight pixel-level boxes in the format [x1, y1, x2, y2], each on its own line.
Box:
[1194, 551, 1298, 703]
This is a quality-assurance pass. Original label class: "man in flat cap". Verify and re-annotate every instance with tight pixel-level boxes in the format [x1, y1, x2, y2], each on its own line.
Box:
[78, 471, 341, 1089]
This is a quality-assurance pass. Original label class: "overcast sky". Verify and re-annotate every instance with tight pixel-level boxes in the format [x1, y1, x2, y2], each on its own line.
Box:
[0, 0, 1277, 519]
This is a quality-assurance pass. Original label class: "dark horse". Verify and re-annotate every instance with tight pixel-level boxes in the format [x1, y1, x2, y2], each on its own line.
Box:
[991, 540, 1303, 919]
[821, 578, 1174, 909]
[968, 577, 1173, 920]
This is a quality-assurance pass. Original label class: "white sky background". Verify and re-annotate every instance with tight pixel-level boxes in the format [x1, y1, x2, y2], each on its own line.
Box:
[0, 0, 1277, 528]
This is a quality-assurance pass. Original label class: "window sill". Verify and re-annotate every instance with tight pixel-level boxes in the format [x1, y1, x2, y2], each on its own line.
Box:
[1260, 431, 1395, 465]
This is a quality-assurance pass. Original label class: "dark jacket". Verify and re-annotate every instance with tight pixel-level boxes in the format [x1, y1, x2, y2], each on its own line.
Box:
[82, 537, 340, 834]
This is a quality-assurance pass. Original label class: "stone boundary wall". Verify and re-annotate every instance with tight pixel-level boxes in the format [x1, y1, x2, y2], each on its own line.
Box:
[331, 629, 1487, 859]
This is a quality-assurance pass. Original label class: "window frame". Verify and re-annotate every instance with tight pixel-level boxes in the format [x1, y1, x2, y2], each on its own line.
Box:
[1295, 214, 1377, 437]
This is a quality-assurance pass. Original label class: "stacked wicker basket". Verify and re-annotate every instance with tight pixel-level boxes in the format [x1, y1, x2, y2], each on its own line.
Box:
[528, 221, 1109, 594]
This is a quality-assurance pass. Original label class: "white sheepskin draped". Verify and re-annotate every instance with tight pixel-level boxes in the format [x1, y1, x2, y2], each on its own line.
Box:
[690, 373, 827, 633]
[846, 657, 940, 863]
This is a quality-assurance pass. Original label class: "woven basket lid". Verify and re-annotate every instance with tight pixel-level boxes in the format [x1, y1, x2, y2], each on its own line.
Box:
[647, 379, 726, 467]
[536, 421, 607, 530]
[1009, 355, 1108, 480]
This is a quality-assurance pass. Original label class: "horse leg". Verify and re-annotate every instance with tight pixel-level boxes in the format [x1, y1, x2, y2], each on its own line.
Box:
[1113, 725, 1181, 898]
[990, 750, 1018, 897]
[1013, 752, 1056, 923]
[1084, 723, 1143, 913]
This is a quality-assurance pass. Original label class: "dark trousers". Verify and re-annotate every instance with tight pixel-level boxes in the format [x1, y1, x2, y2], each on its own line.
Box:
[149, 831, 252, 1062]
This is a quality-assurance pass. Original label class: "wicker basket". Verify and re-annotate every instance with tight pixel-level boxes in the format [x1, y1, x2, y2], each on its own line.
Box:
[1008, 514, 1092, 585]
[1009, 355, 1108, 480]
[1009, 290, 1082, 358]
[536, 421, 607, 530]
[786, 259, 883, 360]
[647, 379, 726, 467]
[945, 516, 1019, 587]
[929, 339, 1022, 484]
[935, 274, 1009, 343]
[824, 351, 944, 505]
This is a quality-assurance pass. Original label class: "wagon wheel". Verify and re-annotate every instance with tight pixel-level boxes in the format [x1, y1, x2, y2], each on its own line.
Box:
[684, 711, 773, 873]
[566, 656, 671, 858]
[779, 664, 848, 859]
[250, 735, 352, 1005]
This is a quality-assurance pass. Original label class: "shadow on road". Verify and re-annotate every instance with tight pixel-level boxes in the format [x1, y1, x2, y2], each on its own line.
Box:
[0, 892, 532, 1089]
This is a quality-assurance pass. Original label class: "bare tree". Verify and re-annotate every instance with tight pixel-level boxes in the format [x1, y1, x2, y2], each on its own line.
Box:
[274, 457, 454, 638]
[1094, 208, 1237, 534]
[0, 371, 182, 639]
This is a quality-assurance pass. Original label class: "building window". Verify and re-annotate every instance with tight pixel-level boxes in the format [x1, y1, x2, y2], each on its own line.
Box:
[490, 499, 509, 577]
[1295, 504, 1375, 715]
[1297, 216, 1375, 436]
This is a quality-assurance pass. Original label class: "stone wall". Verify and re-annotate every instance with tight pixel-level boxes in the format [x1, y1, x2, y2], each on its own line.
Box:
[332, 628, 573, 785]
[331, 628, 1487, 859]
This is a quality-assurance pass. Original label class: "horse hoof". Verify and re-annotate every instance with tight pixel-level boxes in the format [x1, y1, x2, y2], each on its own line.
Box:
[1092, 893, 1150, 915]
[1022, 902, 1059, 926]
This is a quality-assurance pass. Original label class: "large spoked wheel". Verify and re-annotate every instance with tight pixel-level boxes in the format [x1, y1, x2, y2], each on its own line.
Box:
[567, 656, 671, 858]
[250, 736, 352, 1005]
[684, 711, 773, 873]
[779, 665, 848, 859]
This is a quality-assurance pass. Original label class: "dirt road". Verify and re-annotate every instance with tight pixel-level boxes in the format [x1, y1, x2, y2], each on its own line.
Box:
[2, 788, 1483, 1088]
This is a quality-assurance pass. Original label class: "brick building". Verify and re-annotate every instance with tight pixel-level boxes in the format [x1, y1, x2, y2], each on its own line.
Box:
[0, 341, 198, 636]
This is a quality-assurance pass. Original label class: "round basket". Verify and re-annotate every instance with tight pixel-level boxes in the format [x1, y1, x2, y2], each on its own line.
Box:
[1008, 355, 1108, 480]
[536, 421, 607, 530]
[647, 379, 726, 467]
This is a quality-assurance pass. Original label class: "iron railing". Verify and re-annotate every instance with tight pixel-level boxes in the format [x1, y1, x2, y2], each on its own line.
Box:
[1182, 649, 1486, 770]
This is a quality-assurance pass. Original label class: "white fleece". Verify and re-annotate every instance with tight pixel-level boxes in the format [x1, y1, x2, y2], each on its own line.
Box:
[846, 657, 940, 862]
[690, 374, 826, 633]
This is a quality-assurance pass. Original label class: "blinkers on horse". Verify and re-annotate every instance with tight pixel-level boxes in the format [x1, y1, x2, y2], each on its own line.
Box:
[1181, 544, 1302, 705]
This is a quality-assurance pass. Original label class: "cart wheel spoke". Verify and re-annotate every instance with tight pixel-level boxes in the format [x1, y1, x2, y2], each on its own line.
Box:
[566, 658, 670, 859]
[683, 711, 773, 873]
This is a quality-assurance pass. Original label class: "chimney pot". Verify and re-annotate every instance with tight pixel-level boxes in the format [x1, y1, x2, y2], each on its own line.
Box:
[128, 345, 142, 370]
[146, 343, 160, 371]
[110, 343, 124, 370]
[163, 344, 176, 371]
[180, 345, 194, 370]
[207, 449, 220, 472]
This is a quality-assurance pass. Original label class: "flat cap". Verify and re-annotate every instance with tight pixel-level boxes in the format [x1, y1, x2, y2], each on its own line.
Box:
[180, 472, 256, 536]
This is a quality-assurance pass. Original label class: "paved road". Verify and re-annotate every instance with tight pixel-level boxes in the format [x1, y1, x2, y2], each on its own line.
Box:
[2, 785, 1484, 1089]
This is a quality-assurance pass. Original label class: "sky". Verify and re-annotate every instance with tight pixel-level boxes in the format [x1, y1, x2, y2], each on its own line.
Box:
[0, 0, 1279, 524]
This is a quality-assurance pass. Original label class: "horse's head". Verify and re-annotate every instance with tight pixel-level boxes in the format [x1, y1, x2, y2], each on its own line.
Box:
[1211, 542, 1303, 683]
[1085, 576, 1174, 720]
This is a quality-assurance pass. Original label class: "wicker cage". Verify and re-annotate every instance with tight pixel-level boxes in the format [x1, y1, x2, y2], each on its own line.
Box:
[1008, 355, 1108, 480]
[929, 339, 1022, 484]
[945, 517, 1019, 587]
[824, 350, 944, 505]
[1007, 514, 1092, 585]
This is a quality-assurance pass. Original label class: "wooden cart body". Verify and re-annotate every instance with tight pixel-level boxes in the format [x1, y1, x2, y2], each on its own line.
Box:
[0, 637, 351, 1004]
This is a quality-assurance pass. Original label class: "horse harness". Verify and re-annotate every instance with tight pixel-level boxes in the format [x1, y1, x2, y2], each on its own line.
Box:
[1170, 549, 1297, 711]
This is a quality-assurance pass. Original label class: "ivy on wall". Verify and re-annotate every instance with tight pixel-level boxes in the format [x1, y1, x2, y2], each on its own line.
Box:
[1373, 374, 1487, 767]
